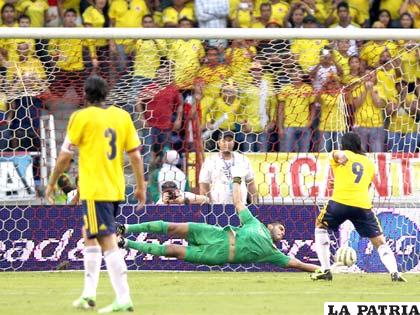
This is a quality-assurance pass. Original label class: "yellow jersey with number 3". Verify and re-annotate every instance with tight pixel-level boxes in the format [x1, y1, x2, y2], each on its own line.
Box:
[331, 150, 375, 209]
[67, 105, 140, 201]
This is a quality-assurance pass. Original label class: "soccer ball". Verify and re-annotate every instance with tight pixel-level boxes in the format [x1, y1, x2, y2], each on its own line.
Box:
[335, 247, 357, 267]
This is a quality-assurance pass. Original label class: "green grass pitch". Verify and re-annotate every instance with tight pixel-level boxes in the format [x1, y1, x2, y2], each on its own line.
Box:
[1, 272, 419, 315]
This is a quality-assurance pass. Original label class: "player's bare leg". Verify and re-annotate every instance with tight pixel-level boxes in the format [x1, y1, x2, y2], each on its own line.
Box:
[311, 221, 333, 281]
[72, 228, 101, 309]
[370, 234, 406, 282]
[97, 234, 134, 313]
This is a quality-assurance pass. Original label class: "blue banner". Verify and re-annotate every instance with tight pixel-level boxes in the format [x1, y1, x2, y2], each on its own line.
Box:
[346, 208, 420, 273]
[0, 155, 36, 200]
[0, 205, 418, 272]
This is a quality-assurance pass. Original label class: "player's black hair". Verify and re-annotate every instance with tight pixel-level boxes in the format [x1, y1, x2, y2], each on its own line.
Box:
[1, 3, 15, 15]
[18, 14, 30, 23]
[64, 8, 77, 16]
[337, 1, 349, 11]
[340, 132, 365, 155]
[84, 75, 108, 104]
[269, 221, 284, 228]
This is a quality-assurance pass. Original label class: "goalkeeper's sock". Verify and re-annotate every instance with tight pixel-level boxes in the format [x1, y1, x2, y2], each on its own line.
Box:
[127, 240, 168, 256]
[126, 221, 169, 234]
[81, 245, 102, 298]
[378, 244, 398, 274]
[315, 228, 331, 271]
[104, 248, 131, 305]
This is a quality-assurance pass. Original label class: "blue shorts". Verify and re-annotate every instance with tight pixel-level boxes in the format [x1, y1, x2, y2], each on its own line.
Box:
[317, 200, 383, 238]
[82, 201, 119, 239]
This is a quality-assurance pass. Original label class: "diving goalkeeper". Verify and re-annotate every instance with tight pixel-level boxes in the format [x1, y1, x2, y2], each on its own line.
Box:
[117, 165, 319, 272]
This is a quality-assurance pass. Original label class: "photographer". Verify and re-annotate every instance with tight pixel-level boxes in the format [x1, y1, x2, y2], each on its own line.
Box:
[52, 158, 78, 205]
[57, 173, 79, 205]
[156, 181, 209, 205]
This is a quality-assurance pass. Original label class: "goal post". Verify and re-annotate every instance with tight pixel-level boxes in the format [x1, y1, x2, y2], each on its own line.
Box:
[39, 114, 57, 188]
[0, 27, 419, 40]
[0, 27, 419, 272]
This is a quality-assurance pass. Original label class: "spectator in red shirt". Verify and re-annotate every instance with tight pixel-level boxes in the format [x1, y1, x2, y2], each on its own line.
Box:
[46, 0, 60, 26]
[137, 64, 183, 176]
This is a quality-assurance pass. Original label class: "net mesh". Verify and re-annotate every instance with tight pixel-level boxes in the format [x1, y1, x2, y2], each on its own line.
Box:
[0, 35, 419, 271]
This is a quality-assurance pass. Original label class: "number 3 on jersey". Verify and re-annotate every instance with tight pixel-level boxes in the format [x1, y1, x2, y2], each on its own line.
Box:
[352, 162, 364, 183]
[105, 128, 117, 160]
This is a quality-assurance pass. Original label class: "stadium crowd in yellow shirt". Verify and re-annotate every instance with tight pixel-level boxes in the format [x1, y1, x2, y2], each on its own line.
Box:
[0, 0, 418, 157]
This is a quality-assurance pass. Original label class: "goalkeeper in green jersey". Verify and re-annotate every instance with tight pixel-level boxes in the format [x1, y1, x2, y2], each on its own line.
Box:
[117, 165, 319, 272]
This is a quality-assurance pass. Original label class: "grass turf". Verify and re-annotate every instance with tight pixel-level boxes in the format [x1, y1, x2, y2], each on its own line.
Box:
[0, 272, 419, 315]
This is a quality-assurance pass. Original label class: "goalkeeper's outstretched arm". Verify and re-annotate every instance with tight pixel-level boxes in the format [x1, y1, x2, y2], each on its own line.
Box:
[286, 257, 319, 272]
[232, 167, 247, 214]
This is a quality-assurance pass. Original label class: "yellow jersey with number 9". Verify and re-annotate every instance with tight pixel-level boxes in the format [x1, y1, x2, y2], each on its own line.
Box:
[331, 150, 375, 209]
[67, 105, 140, 201]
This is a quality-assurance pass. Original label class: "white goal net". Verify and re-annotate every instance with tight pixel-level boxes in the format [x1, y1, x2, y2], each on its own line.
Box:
[0, 28, 419, 273]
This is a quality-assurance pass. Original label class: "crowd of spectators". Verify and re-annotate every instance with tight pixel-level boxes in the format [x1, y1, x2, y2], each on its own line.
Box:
[0, 0, 419, 165]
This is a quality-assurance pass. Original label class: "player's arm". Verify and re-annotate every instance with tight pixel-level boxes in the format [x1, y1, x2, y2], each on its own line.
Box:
[266, 251, 319, 272]
[285, 257, 319, 272]
[232, 176, 260, 226]
[45, 137, 75, 204]
[231, 166, 246, 214]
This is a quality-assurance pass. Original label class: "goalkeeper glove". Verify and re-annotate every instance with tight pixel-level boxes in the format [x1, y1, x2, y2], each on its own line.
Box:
[116, 223, 126, 236]
[117, 236, 128, 249]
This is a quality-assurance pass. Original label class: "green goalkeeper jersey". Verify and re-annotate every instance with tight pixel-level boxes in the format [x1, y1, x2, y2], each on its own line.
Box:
[225, 208, 291, 268]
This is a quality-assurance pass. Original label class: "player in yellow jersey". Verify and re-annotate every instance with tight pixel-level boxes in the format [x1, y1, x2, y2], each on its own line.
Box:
[46, 76, 146, 313]
[311, 133, 406, 282]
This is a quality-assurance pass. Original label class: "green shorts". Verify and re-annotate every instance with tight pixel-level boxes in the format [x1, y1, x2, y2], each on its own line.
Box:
[184, 223, 230, 266]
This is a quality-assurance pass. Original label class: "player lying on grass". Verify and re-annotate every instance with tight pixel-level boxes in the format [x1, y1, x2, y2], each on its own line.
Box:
[117, 165, 319, 272]
[311, 132, 406, 282]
